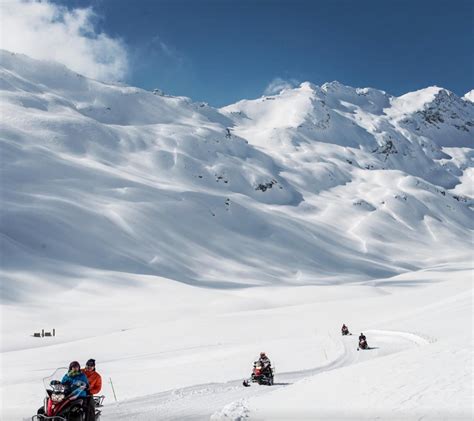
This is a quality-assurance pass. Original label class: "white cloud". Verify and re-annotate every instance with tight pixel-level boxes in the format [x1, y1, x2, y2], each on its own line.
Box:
[0, 0, 128, 82]
[264, 77, 299, 95]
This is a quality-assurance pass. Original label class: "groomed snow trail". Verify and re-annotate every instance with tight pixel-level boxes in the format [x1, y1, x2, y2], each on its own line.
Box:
[101, 330, 427, 420]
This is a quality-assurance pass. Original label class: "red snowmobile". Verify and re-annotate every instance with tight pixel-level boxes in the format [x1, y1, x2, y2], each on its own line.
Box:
[358, 338, 369, 350]
[243, 361, 274, 386]
[32, 367, 104, 421]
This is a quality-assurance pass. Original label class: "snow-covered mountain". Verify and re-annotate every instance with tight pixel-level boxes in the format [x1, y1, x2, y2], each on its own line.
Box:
[463, 89, 474, 103]
[1, 50, 472, 300]
[0, 51, 472, 420]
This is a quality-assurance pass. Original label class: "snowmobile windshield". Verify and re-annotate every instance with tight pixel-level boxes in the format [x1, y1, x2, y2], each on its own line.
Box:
[43, 367, 68, 391]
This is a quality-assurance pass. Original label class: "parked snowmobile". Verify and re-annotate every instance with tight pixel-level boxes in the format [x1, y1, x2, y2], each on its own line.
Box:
[32, 367, 103, 421]
[243, 361, 274, 386]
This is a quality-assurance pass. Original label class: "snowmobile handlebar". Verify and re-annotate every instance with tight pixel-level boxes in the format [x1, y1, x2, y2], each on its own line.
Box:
[32, 415, 67, 421]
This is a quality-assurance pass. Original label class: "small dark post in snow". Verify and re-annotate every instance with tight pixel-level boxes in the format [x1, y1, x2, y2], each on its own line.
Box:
[53, 328, 55, 337]
[41, 329, 44, 337]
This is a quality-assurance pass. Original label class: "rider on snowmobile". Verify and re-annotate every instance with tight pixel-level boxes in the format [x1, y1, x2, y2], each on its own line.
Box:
[62, 361, 89, 398]
[82, 358, 102, 421]
[257, 352, 271, 374]
[341, 324, 349, 334]
[82, 359, 102, 395]
[359, 333, 366, 342]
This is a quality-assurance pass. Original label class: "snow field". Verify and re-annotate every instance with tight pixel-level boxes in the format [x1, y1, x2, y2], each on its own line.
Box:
[1, 265, 471, 420]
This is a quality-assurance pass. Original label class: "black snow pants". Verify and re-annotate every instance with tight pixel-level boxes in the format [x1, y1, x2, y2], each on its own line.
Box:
[84, 396, 96, 421]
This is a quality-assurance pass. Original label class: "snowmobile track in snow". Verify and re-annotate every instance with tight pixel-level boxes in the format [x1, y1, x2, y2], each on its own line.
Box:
[102, 330, 430, 420]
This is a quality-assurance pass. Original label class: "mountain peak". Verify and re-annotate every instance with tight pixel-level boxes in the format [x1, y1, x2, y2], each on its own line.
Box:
[386, 86, 459, 118]
[298, 81, 317, 92]
[462, 89, 474, 103]
[321, 80, 355, 94]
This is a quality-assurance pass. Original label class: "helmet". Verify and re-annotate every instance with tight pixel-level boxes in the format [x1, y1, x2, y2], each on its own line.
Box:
[86, 358, 96, 367]
[69, 361, 80, 371]
[260, 352, 266, 357]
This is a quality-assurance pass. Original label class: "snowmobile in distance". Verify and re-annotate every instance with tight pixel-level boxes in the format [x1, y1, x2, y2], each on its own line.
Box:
[243, 361, 274, 387]
[341, 324, 351, 336]
[32, 367, 103, 421]
[358, 336, 369, 351]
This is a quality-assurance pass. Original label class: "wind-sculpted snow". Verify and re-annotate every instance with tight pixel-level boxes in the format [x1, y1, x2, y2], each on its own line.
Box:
[0, 50, 473, 301]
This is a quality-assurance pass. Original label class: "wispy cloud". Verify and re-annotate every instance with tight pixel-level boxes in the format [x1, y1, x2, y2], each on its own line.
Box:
[264, 77, 299, 95]
[0, 0, 128, 82]
[128, 34, 194, 93]
[148, 35, 186, 67]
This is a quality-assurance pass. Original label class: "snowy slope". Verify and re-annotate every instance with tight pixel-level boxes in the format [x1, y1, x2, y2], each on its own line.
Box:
[1, 51, 473, 301]
[0, 51, 473, 420]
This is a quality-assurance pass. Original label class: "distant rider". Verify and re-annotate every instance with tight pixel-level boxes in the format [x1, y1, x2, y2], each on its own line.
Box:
[341, 324, 349, 335]
[359, 333, 366, 342]
[257, 352, 272, 374]
[82, 358, 102, 421]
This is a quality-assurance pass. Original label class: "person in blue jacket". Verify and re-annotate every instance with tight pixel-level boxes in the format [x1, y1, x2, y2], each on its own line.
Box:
[62, 361, 89, 398]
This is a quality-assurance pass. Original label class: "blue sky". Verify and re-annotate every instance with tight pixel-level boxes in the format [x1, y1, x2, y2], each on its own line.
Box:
[50, 0, 473, 106]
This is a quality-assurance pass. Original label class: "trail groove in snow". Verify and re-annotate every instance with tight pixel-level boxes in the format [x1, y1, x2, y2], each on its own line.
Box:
[101, 330, 427, 420]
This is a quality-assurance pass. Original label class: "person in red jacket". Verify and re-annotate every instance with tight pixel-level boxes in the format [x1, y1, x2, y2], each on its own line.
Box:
[83, 359, 102, 394]
[82, 358, 102, 421]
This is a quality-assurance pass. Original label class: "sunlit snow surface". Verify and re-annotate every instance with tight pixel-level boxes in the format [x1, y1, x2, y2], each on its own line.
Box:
[0, 50, 472, 420]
